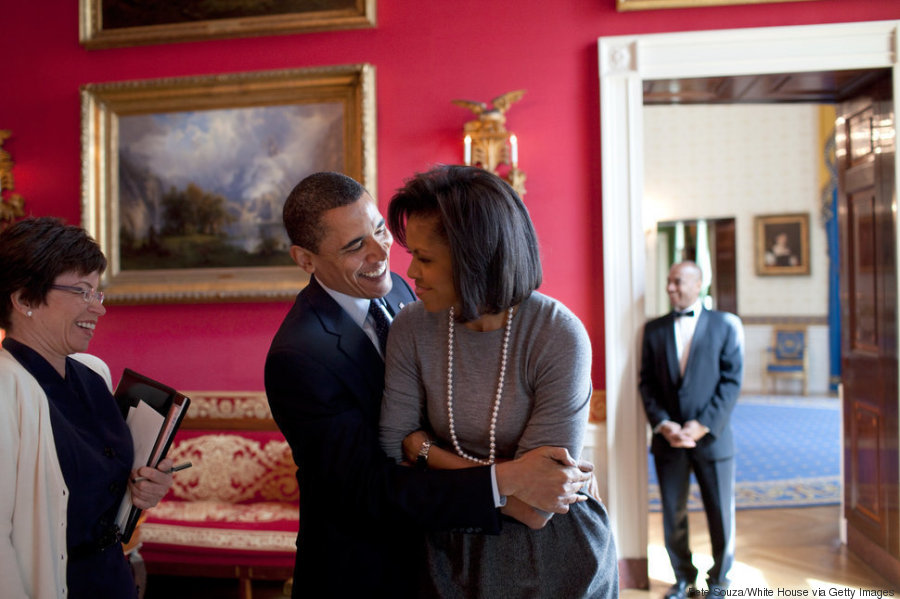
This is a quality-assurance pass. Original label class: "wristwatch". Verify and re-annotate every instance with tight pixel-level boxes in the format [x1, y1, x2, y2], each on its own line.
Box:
[416, 439, 433, 469]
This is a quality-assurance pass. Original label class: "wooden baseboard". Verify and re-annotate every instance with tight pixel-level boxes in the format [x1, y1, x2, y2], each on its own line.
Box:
[618, 557, 649, 589]
[847, 525, 900, 588]
[145, 561, 293, 581]
[740, 315, 828, 326]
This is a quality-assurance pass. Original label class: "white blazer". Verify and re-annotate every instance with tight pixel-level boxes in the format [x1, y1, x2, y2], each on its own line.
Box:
[0, 349, 112, 599]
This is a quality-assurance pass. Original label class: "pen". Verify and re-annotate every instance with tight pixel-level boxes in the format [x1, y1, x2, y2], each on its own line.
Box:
[132, 461, 192, 483]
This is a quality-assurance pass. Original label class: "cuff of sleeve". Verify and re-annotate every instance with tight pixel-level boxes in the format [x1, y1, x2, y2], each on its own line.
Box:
[653, 419, 673, 434]
[490, 464, 506, 507]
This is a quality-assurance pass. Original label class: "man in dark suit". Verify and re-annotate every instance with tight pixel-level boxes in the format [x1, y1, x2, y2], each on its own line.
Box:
[265, 172, 593, 598]
[639, 261, 744, 598]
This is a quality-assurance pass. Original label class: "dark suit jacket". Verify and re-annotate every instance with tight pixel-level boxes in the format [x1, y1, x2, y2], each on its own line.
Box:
[639, 309, 744, 460]
[265, 274, 500, 598]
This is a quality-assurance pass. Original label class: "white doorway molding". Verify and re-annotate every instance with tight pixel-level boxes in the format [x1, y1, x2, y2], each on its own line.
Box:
[597, 19, 900, 576]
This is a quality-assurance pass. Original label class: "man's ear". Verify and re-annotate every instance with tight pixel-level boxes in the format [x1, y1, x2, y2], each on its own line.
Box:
[290, 245, 316, 274]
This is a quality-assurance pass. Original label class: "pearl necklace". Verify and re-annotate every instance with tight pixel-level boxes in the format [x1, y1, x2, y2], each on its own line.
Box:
[446, 305, 514, 465]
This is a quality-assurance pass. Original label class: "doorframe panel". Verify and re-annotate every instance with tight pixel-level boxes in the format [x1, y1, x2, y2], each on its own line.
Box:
[597, 20, 900, 584]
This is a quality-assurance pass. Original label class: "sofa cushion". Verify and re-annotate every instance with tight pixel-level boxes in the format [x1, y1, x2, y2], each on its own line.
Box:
[140, 428, 299, 566]
[159, 430, 299, 504]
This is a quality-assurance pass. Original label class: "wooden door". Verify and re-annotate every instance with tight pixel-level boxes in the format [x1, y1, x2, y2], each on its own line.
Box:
[712, 218, 737, 314]
[836, 71, 900, 585]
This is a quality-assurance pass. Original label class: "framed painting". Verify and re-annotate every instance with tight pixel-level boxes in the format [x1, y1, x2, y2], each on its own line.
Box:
[617, 0, 813, 10]
[81, 64, 376, 304]
[754, 213, 810, 276]
[80, 0, 376, 49]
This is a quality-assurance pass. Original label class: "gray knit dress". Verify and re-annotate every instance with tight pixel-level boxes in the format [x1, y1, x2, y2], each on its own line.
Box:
[380, 292, 618, 599]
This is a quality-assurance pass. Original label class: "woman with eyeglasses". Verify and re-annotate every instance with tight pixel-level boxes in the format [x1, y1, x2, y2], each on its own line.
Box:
[0, 217, 174, 599]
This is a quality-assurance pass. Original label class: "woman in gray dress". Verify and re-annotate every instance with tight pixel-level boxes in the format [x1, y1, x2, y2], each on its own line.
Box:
[380, 165, 618, 598]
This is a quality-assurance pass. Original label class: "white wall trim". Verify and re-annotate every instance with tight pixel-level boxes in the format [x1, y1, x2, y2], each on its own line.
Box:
[598, 19, 900, 568]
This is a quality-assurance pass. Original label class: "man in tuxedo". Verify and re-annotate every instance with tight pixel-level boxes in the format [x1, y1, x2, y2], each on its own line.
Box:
[639, 261, 744, 598]
[265, 172, 593, 598]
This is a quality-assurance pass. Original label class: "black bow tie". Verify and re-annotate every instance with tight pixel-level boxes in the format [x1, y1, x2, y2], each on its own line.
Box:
[674, 310, 694, 318]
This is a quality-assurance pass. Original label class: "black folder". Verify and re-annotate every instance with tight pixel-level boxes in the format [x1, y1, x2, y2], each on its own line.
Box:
[114, 368, 191, 543]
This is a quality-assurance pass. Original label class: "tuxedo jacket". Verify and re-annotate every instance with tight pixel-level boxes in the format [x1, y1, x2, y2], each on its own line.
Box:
[264, 274, 500, 598]
[638, 308, 744, 460]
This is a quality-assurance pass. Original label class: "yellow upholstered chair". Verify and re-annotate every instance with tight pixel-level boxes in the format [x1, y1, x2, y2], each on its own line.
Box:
[763, 325, 808, 395]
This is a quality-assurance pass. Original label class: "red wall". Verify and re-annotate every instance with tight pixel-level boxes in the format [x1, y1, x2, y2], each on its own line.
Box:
[1, 1, 897, 391]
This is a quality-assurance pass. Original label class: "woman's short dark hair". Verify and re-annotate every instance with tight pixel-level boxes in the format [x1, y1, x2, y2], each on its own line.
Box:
[283, 171, 367, 253]
[0, 217, 107, 329]
[388, 165, 541, 322]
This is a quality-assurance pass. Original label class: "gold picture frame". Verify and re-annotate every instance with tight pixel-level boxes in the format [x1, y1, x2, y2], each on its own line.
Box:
[81, 64, 376, 304]
[80, 0, 376, 49]
[754, 213, 810, 276]
[617, 0, 813, 10]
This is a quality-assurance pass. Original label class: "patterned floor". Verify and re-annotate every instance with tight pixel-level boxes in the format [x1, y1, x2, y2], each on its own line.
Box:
[648, 394, 841, 511]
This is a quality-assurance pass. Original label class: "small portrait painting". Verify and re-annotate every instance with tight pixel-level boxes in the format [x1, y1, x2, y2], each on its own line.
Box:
[755, 213, 810, 276]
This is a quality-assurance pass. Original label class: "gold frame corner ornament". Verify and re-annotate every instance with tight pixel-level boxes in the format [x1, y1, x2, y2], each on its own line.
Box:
[0, 130, 26, 231]
[80, 0, 376, 49]
[81, 64, 376, 304]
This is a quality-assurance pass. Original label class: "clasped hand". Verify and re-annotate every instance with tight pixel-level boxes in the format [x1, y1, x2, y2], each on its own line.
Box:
[497, 446, 593, 513]
[401, 431, 594, 530]
[659, 420, 707, 448]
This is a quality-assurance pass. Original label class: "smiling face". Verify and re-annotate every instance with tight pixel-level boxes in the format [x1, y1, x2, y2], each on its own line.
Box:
[16, 270, 107, 371]
[405, 214, 458, 313]
[291, 193, 394, 299]
[666, 262, 703, 311]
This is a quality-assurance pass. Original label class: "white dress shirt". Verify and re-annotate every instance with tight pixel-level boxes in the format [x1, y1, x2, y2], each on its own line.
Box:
[674, 299, 703, 376]
[652, 299, 707, 435]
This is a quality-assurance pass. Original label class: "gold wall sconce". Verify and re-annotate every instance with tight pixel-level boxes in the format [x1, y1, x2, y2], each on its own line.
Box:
[0, 130, 26, 232]
[453, 90, 526, 197]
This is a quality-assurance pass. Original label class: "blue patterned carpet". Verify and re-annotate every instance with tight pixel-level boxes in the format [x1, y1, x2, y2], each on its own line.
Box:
[648, 395, 840, 511]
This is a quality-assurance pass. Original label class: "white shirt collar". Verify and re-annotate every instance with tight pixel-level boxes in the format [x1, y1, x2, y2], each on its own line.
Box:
[317, 278, 373, 330]
[686, 298, 704, 316]
[674, 298, 704, 319]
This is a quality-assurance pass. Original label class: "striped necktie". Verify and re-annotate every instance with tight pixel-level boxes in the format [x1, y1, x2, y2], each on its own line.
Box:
[368, 299, 391, 355]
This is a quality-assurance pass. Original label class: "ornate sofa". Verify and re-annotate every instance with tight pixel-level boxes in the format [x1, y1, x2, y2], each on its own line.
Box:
[138, 392, 298, 599]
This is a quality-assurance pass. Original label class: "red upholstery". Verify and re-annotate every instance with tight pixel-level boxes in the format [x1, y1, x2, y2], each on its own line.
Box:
[138, 394, 298, 595]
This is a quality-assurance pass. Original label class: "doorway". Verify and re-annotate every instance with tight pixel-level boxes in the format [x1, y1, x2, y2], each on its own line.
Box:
[597, 21, 900, 588]
[653, 218, 737, 316]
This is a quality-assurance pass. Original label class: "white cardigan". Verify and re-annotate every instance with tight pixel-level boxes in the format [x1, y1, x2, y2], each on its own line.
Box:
[0, 349, 112, 599]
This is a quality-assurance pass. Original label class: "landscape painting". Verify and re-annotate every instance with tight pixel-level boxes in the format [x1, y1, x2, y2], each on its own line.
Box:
[81, 65, 376, 303]
[117, 103, 342, 271]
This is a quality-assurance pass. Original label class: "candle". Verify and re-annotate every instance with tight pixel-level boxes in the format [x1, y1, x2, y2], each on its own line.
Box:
[509, 134, 519, 168]
[464, 135, 472, 166]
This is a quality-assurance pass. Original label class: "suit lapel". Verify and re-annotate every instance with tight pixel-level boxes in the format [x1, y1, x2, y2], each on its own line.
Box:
[382, 275, 413, 317]
[664, 314, 681, 385]
[382, 293, 404, 317]
[305, 277, 385, 418]
[681, 310, 709, 384]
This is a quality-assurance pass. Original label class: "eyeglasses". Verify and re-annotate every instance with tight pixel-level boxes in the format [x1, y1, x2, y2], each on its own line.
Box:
[50, 284, 105, 305]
